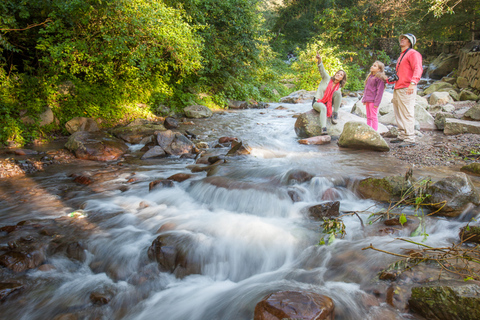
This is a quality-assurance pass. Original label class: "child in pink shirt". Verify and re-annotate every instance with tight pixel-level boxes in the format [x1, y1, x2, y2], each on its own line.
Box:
[362, 61, 388, 131]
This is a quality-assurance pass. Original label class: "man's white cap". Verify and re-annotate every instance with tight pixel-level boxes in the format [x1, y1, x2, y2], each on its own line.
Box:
[400, 33, 416, 48]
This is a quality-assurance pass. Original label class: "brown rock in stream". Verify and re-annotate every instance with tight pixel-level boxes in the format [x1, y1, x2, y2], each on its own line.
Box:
[254, 290, 335, 320]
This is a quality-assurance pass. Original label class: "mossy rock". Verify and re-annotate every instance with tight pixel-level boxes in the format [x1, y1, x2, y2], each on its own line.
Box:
[459, 225, 480, 243]
[356, 176, 413, 202]
[409, 282, 480, 320]
[461, 163, 480, 176]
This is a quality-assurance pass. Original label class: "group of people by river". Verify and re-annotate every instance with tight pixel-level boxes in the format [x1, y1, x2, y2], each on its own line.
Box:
[312, 33, 423, 148]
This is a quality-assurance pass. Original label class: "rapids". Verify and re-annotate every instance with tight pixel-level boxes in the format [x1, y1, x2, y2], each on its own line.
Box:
[0, 99, 475, 320]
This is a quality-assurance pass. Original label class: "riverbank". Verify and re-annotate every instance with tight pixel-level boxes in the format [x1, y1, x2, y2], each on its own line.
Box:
[1, 128, 478, 179]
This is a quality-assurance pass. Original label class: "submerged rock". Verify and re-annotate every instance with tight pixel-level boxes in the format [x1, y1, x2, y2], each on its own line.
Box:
[254, 290, 335, 320]
[425, 172, 480, 217]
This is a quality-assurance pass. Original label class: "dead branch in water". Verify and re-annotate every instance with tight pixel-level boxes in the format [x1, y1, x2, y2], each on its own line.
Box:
[362, 236, 480, 281]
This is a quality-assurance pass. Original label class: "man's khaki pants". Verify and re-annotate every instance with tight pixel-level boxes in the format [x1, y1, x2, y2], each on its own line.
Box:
[392, 88, 416, 143]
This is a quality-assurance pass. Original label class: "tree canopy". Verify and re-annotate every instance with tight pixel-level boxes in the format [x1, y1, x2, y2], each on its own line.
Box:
[0, 0, 478, 146]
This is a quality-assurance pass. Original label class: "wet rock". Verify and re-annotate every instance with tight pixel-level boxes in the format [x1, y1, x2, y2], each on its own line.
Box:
[459, 225, 480, 243]
[110, 123, 166, 144]
[149, 179, 174, 191]
[48, 241, 87, 262]
[0, 244, 47, 273]
[226, 141, 251, 156]
[90, 292, 111, 305]
[167, 173, 193, 182]
[409, 281, 480, 320]
[71, 173, 94, 185]
[285, 169, 314, 184]
[65, 117, 99, 134]
[156, 130, 195, 156]
[322, 188, 341, 201]
[356, 175, 413, 203]
[288, 189, 303, 202]
[254, 290, 335, 320]
[461, 163, 480, 176]
[425, 173, 480, 217]
[141, 146, 166, 160]
[298, 135, 331, 145]
[147, 234, 201, 278]
[308, 201, 340, 219]
[65, 131, 129, 161]
[338, 121, 390, 152]
[0, 282, 24, 300]
[218, 137, 238, 144]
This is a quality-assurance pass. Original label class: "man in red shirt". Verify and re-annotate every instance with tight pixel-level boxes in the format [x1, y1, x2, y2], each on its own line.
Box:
[390, 33, 423, 147]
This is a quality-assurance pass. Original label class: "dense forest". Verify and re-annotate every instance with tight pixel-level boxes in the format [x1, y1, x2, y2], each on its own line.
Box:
[1, 0, 479, 146]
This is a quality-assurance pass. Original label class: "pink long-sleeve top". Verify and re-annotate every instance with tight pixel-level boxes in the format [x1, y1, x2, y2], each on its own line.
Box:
[394, 48, 423, 89]
[362, 75, 385, 107]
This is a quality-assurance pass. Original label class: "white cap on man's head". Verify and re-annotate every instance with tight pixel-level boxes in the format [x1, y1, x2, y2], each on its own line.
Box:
[400, 33, 416, 48]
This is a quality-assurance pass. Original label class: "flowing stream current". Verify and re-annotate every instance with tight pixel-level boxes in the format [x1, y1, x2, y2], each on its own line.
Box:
[0, 99, 476, 320]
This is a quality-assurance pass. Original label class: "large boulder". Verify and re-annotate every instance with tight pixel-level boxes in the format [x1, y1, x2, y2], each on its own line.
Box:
[423, 81, 454, 95]
[110, 122, 166, 144]
[377, 99, 435, 130]
[254, 291, 335, 320]
[155, 130, 195, 156]
[428, 92, 454, 105]
[434, 112, 455, 130]
[444, 118, 480, 135]
[295, 110, 387, 138]
[464, 103, 480, 120]
[351, 92, 394, 118]
[65, 131, 129, 161]
[459, 89, 479, 101]
[65, 117, 100, 134]
[294, 109, 324, 137]
[184, 105, 212, 118]
[424, 173, 480, 217]
[356, 175, 413, 203]
[426, 53, 459, 79]
[409, 282, 480, 320]
[338, 121, 390, 152]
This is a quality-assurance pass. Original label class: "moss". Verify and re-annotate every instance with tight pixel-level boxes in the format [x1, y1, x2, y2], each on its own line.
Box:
[461, 163, 480, 176]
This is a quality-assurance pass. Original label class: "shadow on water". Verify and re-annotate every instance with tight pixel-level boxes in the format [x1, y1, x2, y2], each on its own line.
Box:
[0, 101, 477, 319]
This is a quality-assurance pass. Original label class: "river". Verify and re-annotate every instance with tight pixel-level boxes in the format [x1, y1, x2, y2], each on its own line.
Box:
[0, 99, 474, 319]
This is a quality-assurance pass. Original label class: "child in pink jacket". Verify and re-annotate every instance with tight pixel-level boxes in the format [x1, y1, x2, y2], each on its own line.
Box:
[362, 61, 388, 131]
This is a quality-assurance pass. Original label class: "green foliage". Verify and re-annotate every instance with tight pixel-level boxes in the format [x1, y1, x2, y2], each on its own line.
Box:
[319, 218, 346, 245]
[290, 40, 387, 91]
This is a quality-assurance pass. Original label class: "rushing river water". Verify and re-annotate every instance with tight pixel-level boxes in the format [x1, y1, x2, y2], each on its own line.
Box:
[0, 99, 476, 320]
